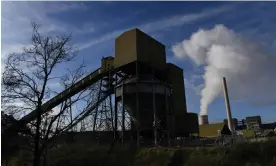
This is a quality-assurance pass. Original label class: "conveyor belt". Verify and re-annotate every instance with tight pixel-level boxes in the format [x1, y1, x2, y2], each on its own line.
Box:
[18, 68, 111, 125]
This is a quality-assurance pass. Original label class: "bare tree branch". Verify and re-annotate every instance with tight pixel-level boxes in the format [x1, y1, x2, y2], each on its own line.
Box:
[1, 21, 84, 166]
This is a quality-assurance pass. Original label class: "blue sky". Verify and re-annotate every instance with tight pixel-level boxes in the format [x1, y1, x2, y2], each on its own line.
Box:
[2, 1, 276, 123]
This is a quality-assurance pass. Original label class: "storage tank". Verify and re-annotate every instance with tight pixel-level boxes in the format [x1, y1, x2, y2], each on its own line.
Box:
[199, 115, 209, 125]
[115, 77, 172, 137]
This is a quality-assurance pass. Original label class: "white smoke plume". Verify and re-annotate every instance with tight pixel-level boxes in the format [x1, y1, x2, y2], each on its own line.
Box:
[172, 24, 276, 115]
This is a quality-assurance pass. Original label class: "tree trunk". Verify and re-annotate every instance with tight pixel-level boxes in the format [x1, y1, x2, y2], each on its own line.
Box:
[33, 107, 42, 166]
[42, 142, 48, 166]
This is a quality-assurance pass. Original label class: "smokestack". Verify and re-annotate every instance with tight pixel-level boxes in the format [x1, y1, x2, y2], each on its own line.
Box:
[222, 77, 234, 132]
[199, 115, 209, 125]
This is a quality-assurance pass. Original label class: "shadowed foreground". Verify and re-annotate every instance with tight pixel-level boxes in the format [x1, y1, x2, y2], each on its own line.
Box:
[5, 138, 276, 166]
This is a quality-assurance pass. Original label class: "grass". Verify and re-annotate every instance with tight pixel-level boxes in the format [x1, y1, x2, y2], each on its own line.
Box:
[6, 137, 276, 166]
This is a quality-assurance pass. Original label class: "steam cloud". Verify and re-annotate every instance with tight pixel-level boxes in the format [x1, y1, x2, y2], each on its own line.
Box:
[172, 24, 276, 115]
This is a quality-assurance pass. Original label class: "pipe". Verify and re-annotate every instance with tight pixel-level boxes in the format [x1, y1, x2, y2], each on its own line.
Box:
[222, 77, 234, 132]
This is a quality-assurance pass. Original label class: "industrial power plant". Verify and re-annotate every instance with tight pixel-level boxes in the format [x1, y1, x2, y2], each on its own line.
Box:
[8, 28, 199, 147]
[6, 28, 276, 148]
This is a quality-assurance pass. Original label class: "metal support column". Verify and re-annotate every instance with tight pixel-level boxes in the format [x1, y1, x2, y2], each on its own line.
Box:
[69, 98, 73, 131]
[93, 79, 103, 131]
[153, 82, 157, 146]
[108, 69, 114, 130]
[114, 74, 118, 140]
[165, 87, 170, 147]
[169, 93, 174, 145]
[136, 62, 140, 147]
[121, 83, 125, 145]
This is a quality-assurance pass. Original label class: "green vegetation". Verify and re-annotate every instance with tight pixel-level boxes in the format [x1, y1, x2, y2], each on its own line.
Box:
[5, 138, 276, 166]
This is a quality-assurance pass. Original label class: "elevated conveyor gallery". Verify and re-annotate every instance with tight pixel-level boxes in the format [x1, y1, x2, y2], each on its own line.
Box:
[10, 67, 114, 131]
[21, 68, 108, 123]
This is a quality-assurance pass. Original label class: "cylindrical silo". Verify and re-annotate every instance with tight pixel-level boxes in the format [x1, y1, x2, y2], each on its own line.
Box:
[115, 77, 172, 140]
[199, 115, 209, 125]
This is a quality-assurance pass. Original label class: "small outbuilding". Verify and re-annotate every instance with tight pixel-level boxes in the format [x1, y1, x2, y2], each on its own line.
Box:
[199, 123, 231, 137]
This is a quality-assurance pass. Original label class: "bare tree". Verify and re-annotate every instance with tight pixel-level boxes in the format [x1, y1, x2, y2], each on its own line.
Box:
[38, 66, 100, 166]
[1, 21, 86, 166]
